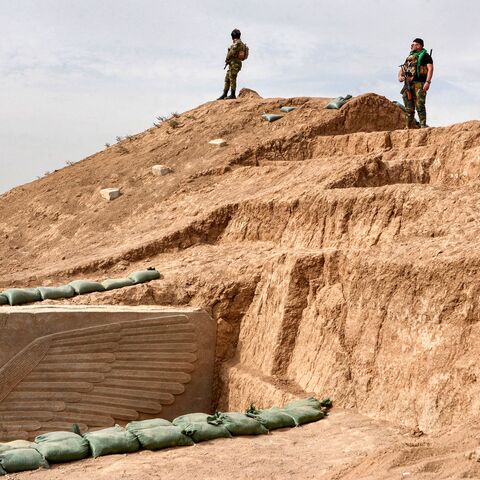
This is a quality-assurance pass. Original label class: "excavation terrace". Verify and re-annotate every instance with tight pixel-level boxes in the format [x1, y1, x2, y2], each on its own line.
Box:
[1, 91, 480, 479]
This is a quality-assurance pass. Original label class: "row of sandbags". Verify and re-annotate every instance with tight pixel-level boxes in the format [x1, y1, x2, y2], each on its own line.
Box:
[0, 397, 332, 475]
[0, 268, 160, 306]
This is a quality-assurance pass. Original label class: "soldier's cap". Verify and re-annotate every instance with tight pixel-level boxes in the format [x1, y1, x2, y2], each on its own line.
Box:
[231, 29, 241, 39]
[412, 38, 424, 47]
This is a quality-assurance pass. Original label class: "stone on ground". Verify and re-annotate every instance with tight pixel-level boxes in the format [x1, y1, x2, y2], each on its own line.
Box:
[100, 188, 121, 201]
[208, 138, 227, 147]
[152, 165, 173, 176]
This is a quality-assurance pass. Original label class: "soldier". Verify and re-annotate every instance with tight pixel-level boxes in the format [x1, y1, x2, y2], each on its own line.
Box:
[217, 29, 247, 100]
[398, 38, 434, 128]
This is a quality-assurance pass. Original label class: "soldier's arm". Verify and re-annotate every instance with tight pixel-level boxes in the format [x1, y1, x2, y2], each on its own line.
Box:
[426, 63, 433, 82]
[398, 67, 405, 82]
[423, 64, 434, 91]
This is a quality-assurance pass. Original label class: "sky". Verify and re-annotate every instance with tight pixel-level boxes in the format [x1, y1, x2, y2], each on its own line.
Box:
[0, 0, 479, 193]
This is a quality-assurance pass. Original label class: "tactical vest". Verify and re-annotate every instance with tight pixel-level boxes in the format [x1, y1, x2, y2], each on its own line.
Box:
[404, 52, 428, 78]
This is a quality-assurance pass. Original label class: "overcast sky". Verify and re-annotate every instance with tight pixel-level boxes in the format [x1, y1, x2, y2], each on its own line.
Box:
[1, 0, 479, 193]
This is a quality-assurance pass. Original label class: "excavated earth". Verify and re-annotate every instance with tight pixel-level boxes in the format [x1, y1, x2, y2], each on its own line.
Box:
[2, 91, 480, 478]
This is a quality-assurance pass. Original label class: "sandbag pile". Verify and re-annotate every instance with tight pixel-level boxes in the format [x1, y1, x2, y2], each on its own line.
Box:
[0, 397, 331, 475]
[325, 95, 353, 109]
[0, 267, 161, 306]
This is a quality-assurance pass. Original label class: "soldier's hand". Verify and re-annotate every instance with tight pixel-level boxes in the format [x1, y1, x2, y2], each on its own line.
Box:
[423, 82, 430, 92]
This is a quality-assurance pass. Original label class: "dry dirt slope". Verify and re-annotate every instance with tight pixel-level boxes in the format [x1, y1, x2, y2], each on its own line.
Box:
[2, 91, 480, 478]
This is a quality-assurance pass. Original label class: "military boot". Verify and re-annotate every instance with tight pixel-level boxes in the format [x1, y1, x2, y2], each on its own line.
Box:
[226, 90, 236, 100]
[217, 90, 228, 100]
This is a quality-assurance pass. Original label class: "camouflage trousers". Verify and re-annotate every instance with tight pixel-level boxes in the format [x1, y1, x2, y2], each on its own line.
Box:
[224, 60, 242, 92]
[402, 81, 427, 128]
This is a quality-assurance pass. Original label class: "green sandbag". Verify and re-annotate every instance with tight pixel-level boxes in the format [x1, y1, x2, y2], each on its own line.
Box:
[83, 425, 140, 458]
[2, 288, 42, 306]
[129, 425, 194, 450]
[68, 280, 106, 295]
[246, 406, 296, 430]
[210, 412, 268, 436]
[173, 413, 232, 443]
[262, 113, 283, 122]
[0, 465, 5, 476]
[0, 448, 49, 474]
[34, 431, 90, 463]
[392, 100, 406, 112]
[128, 268, 160, 284]
[0, 294, 8, 305]
[38, 285, 76, 300]
[325, 95, 353, 109]
[280, 106, 295, 113]
[102, 277, 135, 291]
[126, 418, 173, 431]
[0, 441, 35, 454]
[173, 413, 211, 425]
[283, 405, 325, 426]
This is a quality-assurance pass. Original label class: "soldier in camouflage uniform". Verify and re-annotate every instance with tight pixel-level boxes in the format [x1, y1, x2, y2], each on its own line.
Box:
[217, 29, 245, 100]
[398, 38, 434, 128]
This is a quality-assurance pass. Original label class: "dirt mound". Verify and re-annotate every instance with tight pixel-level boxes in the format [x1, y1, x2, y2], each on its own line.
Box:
[238, 87, 261, 99]
[1, 92, 480, 476]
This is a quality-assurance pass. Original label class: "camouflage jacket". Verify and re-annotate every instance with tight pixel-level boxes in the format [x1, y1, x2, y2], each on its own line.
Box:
[225, 39, 244, 64]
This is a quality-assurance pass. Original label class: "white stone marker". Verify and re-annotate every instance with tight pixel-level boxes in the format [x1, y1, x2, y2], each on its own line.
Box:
[208, 138, 227, 146]
[100, 188, 121, 201]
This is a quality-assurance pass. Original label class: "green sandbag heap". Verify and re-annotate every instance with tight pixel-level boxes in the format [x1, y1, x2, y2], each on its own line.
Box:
[0, 397, 332, 475]
[325, 95, 353, 109]
[0, 267, 161, 306]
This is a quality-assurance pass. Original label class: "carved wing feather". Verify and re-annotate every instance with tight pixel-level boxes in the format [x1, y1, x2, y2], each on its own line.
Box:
[0, 315, 198, 441]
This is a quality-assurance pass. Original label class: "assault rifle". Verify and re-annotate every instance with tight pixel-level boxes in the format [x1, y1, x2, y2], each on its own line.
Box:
[399, 64, 413, 101]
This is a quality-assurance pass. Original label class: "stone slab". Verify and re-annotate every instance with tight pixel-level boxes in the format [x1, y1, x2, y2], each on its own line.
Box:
[0, 306, 215, 440]
[208, 138, 227, 147]
[100, 188, 121, 201]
